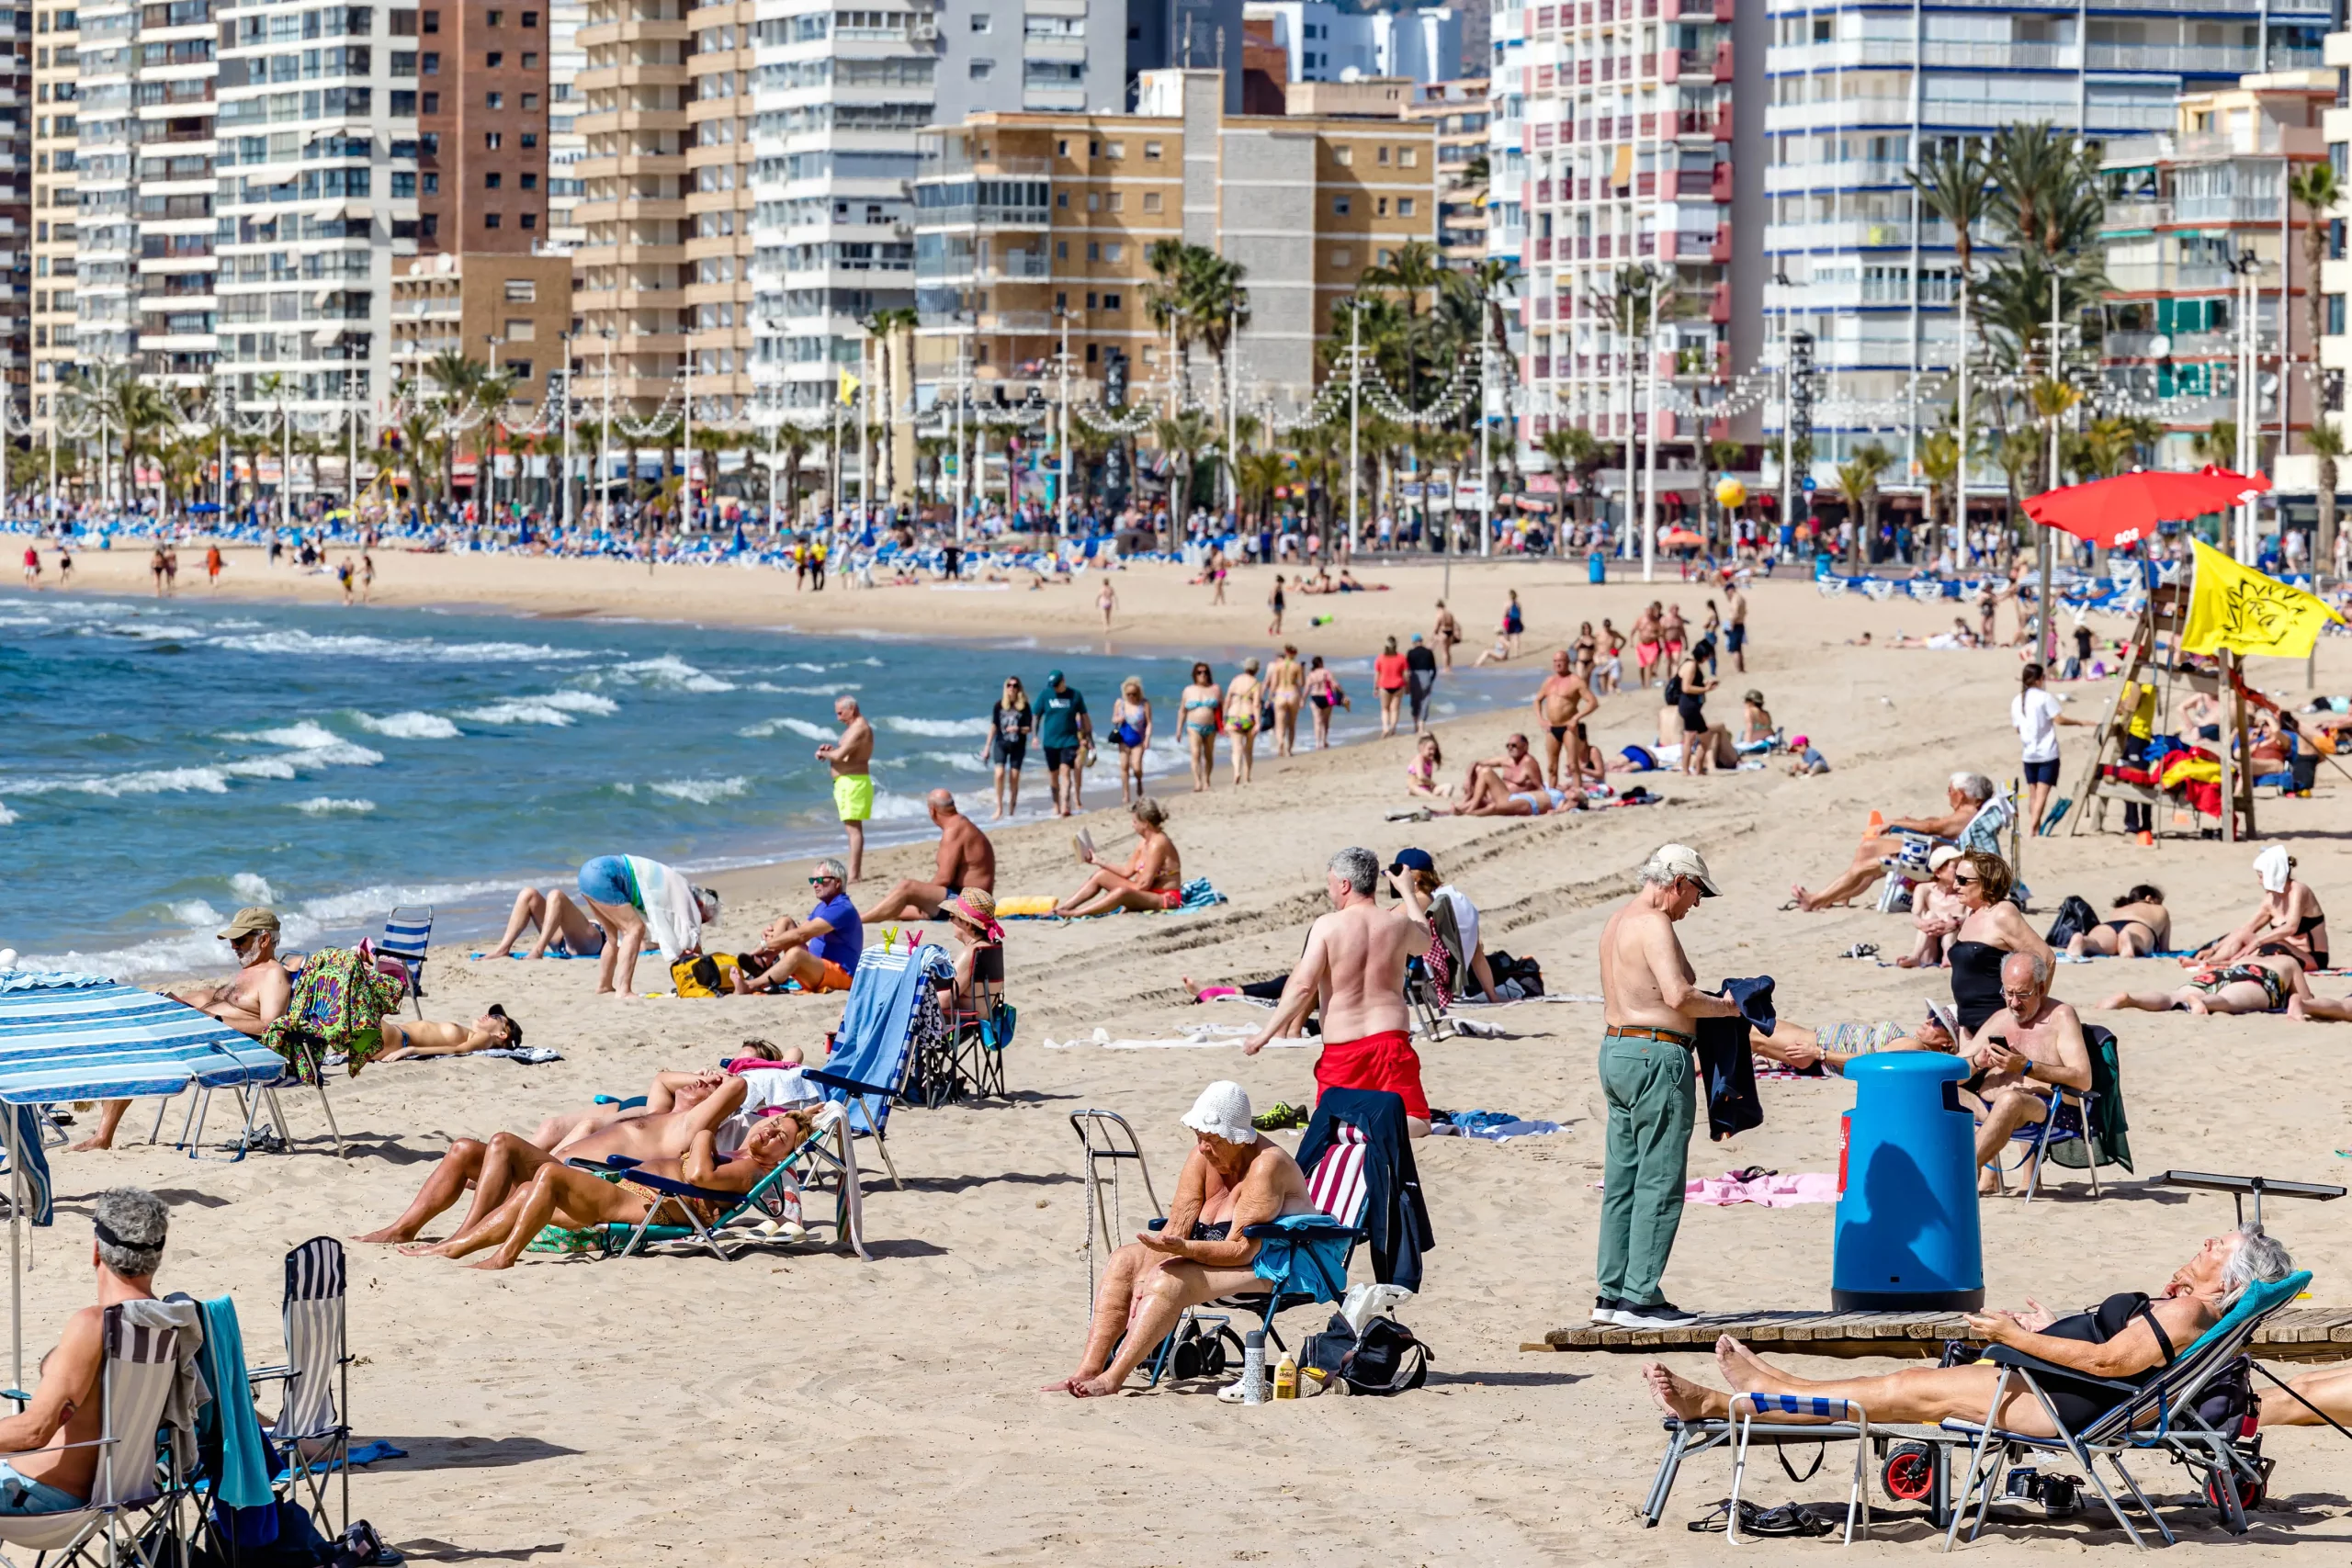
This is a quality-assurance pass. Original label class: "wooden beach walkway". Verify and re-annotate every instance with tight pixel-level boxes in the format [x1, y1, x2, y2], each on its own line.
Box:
[1524, 1306, 2352, 1361]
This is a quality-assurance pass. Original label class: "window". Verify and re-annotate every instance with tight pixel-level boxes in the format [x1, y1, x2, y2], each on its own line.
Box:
[521, 93, 537, 108]
[422, 171, 438, 192]
[486, 51, 502, 66]
[390, 89, 414, 113]
[1397, 197, 1414, 216]
[1144, 141, 1161, 159]
[969, 10, 988, 28]
[422, 7, 437, 29]
[521, 8, 537, 23]
[390, 170, 415, 196]
[504, 318, 535, 341]
[483, 131, 501, 148]
[1399, 147, 1417, 168]
[421, 91, 438, 112]
[1054, 239, 1067, 258]
[1332, 246, 1351, 267]
[1376, 197, 1389, 216]
[484, 171, 501, 187]
[486, 7, 501, 22]
[503, 277, 537, 301]
[1085, 290, 1097, 309]
[520, 131, 537, 148]
[1104, 141, 1123, 159]
[1055, 191, 1067, 208]
[1377, 146, 1390, 165]
[419, 132, 438, 154]
[1085, 192, 1098, 210]
[1106, 191, 1122, 211]
[1086, 241, 1099, 260]
[1102, 291, 1121, 310]
[484, 212, 501, 228]
[1334, 145, 1351, 165]
[522, 51, 537, 67]
[520, 212, 537, 228]
[485, 91, 503, 107]
[1142, 190, 1160, 213]
[1056, 138, 1068, 155]
[1104, 243, 1123, 262]
[1333, 195, 1351, 215]
[520, 172, 537, 189]
[420, 50, 437, 72]
[968, 58, 990, 78]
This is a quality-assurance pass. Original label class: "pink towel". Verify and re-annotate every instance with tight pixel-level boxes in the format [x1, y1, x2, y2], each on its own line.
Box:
[1684, 1171, 1838, 1208]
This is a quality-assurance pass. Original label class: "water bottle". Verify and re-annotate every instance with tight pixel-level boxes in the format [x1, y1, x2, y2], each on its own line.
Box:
[1241, 1329, 1266, 1404]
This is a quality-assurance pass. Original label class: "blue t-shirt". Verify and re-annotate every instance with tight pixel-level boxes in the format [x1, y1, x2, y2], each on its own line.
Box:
[1036, 686, 1088, 749]
[807, 893, 864, 976]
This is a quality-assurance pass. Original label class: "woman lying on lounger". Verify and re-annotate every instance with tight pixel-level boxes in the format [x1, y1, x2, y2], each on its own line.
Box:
[399, 1104, 818, 1270]
[1644, 1224, 2293, 1435]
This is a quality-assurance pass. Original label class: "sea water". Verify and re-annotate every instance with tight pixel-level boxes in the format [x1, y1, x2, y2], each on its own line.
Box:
[1, 588, 1515, 975]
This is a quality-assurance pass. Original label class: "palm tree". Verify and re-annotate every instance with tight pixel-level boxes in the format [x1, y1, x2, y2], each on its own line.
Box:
[1834, 441, 1894, 553]
[1235, 449, 1290, 532]
[1910, 137, 1995, 521]
[1143, 239, 1205, 409]
[1363, 240, 1451, 409]
[1919, 428, 1962, 549]
[2290, 161, 2341, 560]
[1540, 425, 1604, 545]
[1151, 408, 1216, 523]
[863, 305, 919, 503]
[2307, 419, 2346, 570]
[2191, 421, 2239, 468]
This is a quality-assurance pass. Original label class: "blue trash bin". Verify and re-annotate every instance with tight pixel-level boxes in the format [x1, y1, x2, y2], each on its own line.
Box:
[1588, 549, 1607, 585]
[1833, 1054, 1984, 1310]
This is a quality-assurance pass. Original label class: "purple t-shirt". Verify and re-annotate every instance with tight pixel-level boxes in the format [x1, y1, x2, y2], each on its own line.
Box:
[807, 892, 864, 976]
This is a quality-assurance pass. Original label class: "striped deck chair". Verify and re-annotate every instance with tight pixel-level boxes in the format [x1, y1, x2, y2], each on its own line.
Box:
[803, 942, 954, 1191]
[377, 908, 435, 1020]
[0, 1301, 198, 1567]
[250, 1236, 353, 1536]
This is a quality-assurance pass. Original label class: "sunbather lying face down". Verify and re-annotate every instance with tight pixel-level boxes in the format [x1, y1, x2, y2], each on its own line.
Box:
[1643, 1226, 2290, 1437]
[404, 1108, 818, 1271]
[352, 1073, 755, 1246]
[1045, 1082, 1314, 1399]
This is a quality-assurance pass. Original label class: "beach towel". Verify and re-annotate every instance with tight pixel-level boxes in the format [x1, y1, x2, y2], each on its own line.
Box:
[262, 944, 408, 1077]
[1, 1104, 51, 1226]
[625, 854, 705, 961]
[1685, 1170, 1838, 1207]
[996, 878, 1227, 918]
[1429, 1110, 1561, 1141]
[1042, 1024, 1315, 1050]
[192, 1294, 275, 1513]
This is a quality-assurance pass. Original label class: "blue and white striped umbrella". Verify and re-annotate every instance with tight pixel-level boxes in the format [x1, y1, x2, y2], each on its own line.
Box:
[0, 973, 285, 1105]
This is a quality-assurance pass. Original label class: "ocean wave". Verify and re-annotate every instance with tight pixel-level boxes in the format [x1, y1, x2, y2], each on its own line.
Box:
[906, 749, 990, 774]
[739, 716, 835, 741]
[4, 766, 233, 797]
[232, 873, 277, 905]
[0, 801, 15, 825]
[209, 628, 588, 663]
[166, 899, 223, 926]
[223, 739, 384, 776]
[749, 682, 862, 696]
[110, 622, 209, 641]
[295, 796, 377, 815]
[650, 775, 751, 805]
[612, 655, 735, 694]
[866, 788, 946, 821]
[456, 689, 616, 726]
[289, 876, 514, 926]
[221, 720, 344, 750]
[352, 710, 461, 740]
[881, 715, 989, 739]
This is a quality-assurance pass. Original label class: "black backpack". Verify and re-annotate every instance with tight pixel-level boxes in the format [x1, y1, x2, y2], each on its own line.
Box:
[1487, 951, 1544, 997]
[1341, 1316, 1431, 1395]
[2045, 895, 2099, 948]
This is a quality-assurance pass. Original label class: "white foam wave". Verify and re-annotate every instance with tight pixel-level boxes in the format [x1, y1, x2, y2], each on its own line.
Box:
[749, 682, 862, 696]
[111, 623, 208, 641]
[210, 629, 587, 663]
[231, 873, 277, 905]
[222, 720, 344, 750]
[881, 716, 990, 739]
[0, 801, 15, 826]
[650, 775, 751, 804]
[537, 690, 619, 715]
[907, 750, 990, 774]
[165, 900, 223, 926]
[740, 716, 836, 741]
[289, 876, 514, 927]
[295, 796, 377, 815]
[4, 767, 233, 797]
[612, 655, 735, 694]
[352, 710, 461, 740]
[457, 687, 609, 726]
[865, 789, 943, 821]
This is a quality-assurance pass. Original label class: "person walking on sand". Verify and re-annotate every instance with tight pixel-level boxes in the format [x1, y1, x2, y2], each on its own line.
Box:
[149, 543, 167, 596]
[1097, 576, 1116, 630]
[1245, 846, 1434, 1137]
[1404, 632, 1439, 734]
[360, 550, 375, 603]
[19, 542, 38, 589]
[1267, 644, 1306, 757]
[206, 543, 223, 591]
[1374, 637, 1408, 738]
[1534, 649, 1600, 793]
[1224, 659, 1263, 785]
[1593, 844, 1741, 1328]
[815, 694, 876, 880]
[1432, 600, 1462, 670]
[1724, 581, 1748, 673]
[1502, 589, 1525, 659]
[1267, 573, 1287, 637]
[1036, 669, 1091, 818]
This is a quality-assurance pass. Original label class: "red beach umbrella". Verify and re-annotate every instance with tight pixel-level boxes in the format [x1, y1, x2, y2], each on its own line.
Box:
[2022, 466, 2270, 550]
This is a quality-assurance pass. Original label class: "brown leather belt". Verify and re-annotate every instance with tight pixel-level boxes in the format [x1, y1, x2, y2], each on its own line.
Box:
[1604, 1024, 1697, 1047]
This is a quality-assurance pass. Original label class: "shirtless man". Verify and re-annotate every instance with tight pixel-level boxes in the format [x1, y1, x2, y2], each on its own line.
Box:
[1724, 581, 1748, 672]
[1055, 796, 1182, 916]
[1245, 846, 1433, 1136]
[354, 1071, 759, 1245]
[1791, 773, 1994, 911]
[0, 1190, 175, 1516]
[1534, 650, 1600, 793]
[859, 790, 997, 922]
[1045, 1081, 1314, 1396]
[1963, 951, 2093, 1190]
[77, 907, 295, 1153]
[1593, 844, 1741, 1328]
[407, 1104, 817, 1270]
[815, 694, 876, 881]
[1629, 603, 1663, 688]
[1266, 644, 1307, 758]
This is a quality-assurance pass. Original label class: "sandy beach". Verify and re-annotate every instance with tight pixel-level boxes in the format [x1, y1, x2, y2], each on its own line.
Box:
[14, 543, 2352, 1563]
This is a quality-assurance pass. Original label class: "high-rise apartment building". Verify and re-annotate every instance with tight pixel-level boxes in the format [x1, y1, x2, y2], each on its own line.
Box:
[0, 14, 28, 424]
[31, 6, 78, 431]
[1243, 2, 1464, 86]
[1510, 0, 1764, 511]
[1406, 76, 1488, 262]
[545, 0, 586, 247]
[1760, 0, 2329, 491]
[686, 0, 752, 417]
[213, 1, 422, 426]
[910, 68, 1439, 412]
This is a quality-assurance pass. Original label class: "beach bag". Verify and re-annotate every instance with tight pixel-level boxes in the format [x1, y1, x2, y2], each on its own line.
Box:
[2045, 895, 2099, 949]
[1663, 671, 1683, 705]
[1339, 1315, 1430, 1395]
[2192, 1357, 2256, 1437]
[670, 953, 744, 998]
[1487, 951, 1544, 996]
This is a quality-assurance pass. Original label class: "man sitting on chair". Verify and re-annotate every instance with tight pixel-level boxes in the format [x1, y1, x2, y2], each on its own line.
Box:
[1045, 1082, 1313, 1398]
[402, 1107, 818, 1271]
[1644, 1225, 2293, 1435]
[0, 1189, 172, 1516]
[1962, 951, 2092, 1193]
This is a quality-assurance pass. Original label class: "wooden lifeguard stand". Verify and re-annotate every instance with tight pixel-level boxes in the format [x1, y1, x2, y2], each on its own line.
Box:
[2064, 583, 2256, 842]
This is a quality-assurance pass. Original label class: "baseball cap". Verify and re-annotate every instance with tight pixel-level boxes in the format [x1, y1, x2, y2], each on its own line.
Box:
[1181, 1080, 1256, 1145]
[1790, 734, 1809, 749]
[218, 907, 280, 942]
[1046, 669, 1066, 685]
[1928, 845, 1965, 874]
[1646, 842, 1721, 897]
[1743, 690, 1765, 705]
[1388, 847, 1435, 874]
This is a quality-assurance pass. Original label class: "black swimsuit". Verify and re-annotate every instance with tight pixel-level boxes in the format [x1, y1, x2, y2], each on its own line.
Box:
[2030, 1292, 2178, 1431]
[1948, 940, 2007, 1033]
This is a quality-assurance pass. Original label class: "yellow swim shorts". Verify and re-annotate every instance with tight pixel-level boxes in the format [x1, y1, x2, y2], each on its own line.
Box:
[833, 773, 875, 822]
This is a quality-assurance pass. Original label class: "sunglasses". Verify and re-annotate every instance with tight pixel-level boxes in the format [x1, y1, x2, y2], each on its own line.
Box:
[1952, 874, 1981, 886]
[808, 874, 838, 886]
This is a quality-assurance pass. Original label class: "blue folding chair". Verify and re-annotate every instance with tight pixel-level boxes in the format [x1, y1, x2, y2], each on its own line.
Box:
[803, 942, 954, 1191]
[378, 907, 434, 1020]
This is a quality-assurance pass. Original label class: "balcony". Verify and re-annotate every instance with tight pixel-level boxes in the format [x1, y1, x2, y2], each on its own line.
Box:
[1707, 281, 1729, 322]
[1713, 40, 1732, 82]
[1709, 223, 1729, 264]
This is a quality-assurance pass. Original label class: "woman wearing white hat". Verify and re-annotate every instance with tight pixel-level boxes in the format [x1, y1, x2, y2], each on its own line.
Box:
[1044, 1081, 1312, 1398]
[2194, 845, 2331, 976]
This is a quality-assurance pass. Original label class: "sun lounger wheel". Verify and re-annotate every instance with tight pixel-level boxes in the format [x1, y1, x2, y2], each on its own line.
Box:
[1882, 1443, 1937, 1504]
[2203, 1471, 2263, 1514]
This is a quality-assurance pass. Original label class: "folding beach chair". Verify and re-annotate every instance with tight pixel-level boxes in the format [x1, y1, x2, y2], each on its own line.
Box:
[944, 944, 1013, 1103]
[803, 942, 954, 1191]
[0, 1300, 202, 1568]
[377, 907, 434, 1020]
[1407, 897, 1464, 1043]
[1939, 1269, 2312, 1550]
[249, 1236, 353, 1536]
[573, 1100, 870, 1262]
[1984, 1027, 2125, 1203]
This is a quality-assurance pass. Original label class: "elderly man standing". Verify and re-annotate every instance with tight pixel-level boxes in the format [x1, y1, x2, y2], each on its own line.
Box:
[815, 694, 876, 880]
[78, 908, 293, 1154]
[1594, 844, 1742, 1329]
[1964, 950, 2092, 1191]
[860, 789, 996, 923]
[1244, 846, 1433, 1135]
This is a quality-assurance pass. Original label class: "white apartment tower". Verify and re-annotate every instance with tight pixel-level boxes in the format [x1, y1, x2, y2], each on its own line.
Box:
[213, 0, 422, 421]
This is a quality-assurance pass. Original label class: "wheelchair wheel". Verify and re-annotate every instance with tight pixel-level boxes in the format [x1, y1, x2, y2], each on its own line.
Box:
[1882, 1443, 1937, 1504]
[2204, 1472, 2264, 1513]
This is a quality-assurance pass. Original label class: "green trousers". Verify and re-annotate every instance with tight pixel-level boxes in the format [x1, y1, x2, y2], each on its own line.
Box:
[1596, 1032, 1696, 1307]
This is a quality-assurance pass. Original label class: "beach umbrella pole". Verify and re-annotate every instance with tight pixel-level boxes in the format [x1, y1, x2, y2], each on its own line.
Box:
[7, 1110, 21, 1393]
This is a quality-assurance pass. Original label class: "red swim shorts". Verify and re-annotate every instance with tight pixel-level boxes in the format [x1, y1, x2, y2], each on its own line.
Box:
[1313, 1029, 1429, 1122]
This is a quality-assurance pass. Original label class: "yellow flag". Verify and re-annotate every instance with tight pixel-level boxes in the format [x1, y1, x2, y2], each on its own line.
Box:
[2180, 538, 2344, 660]
[836, 369, 860, 407]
